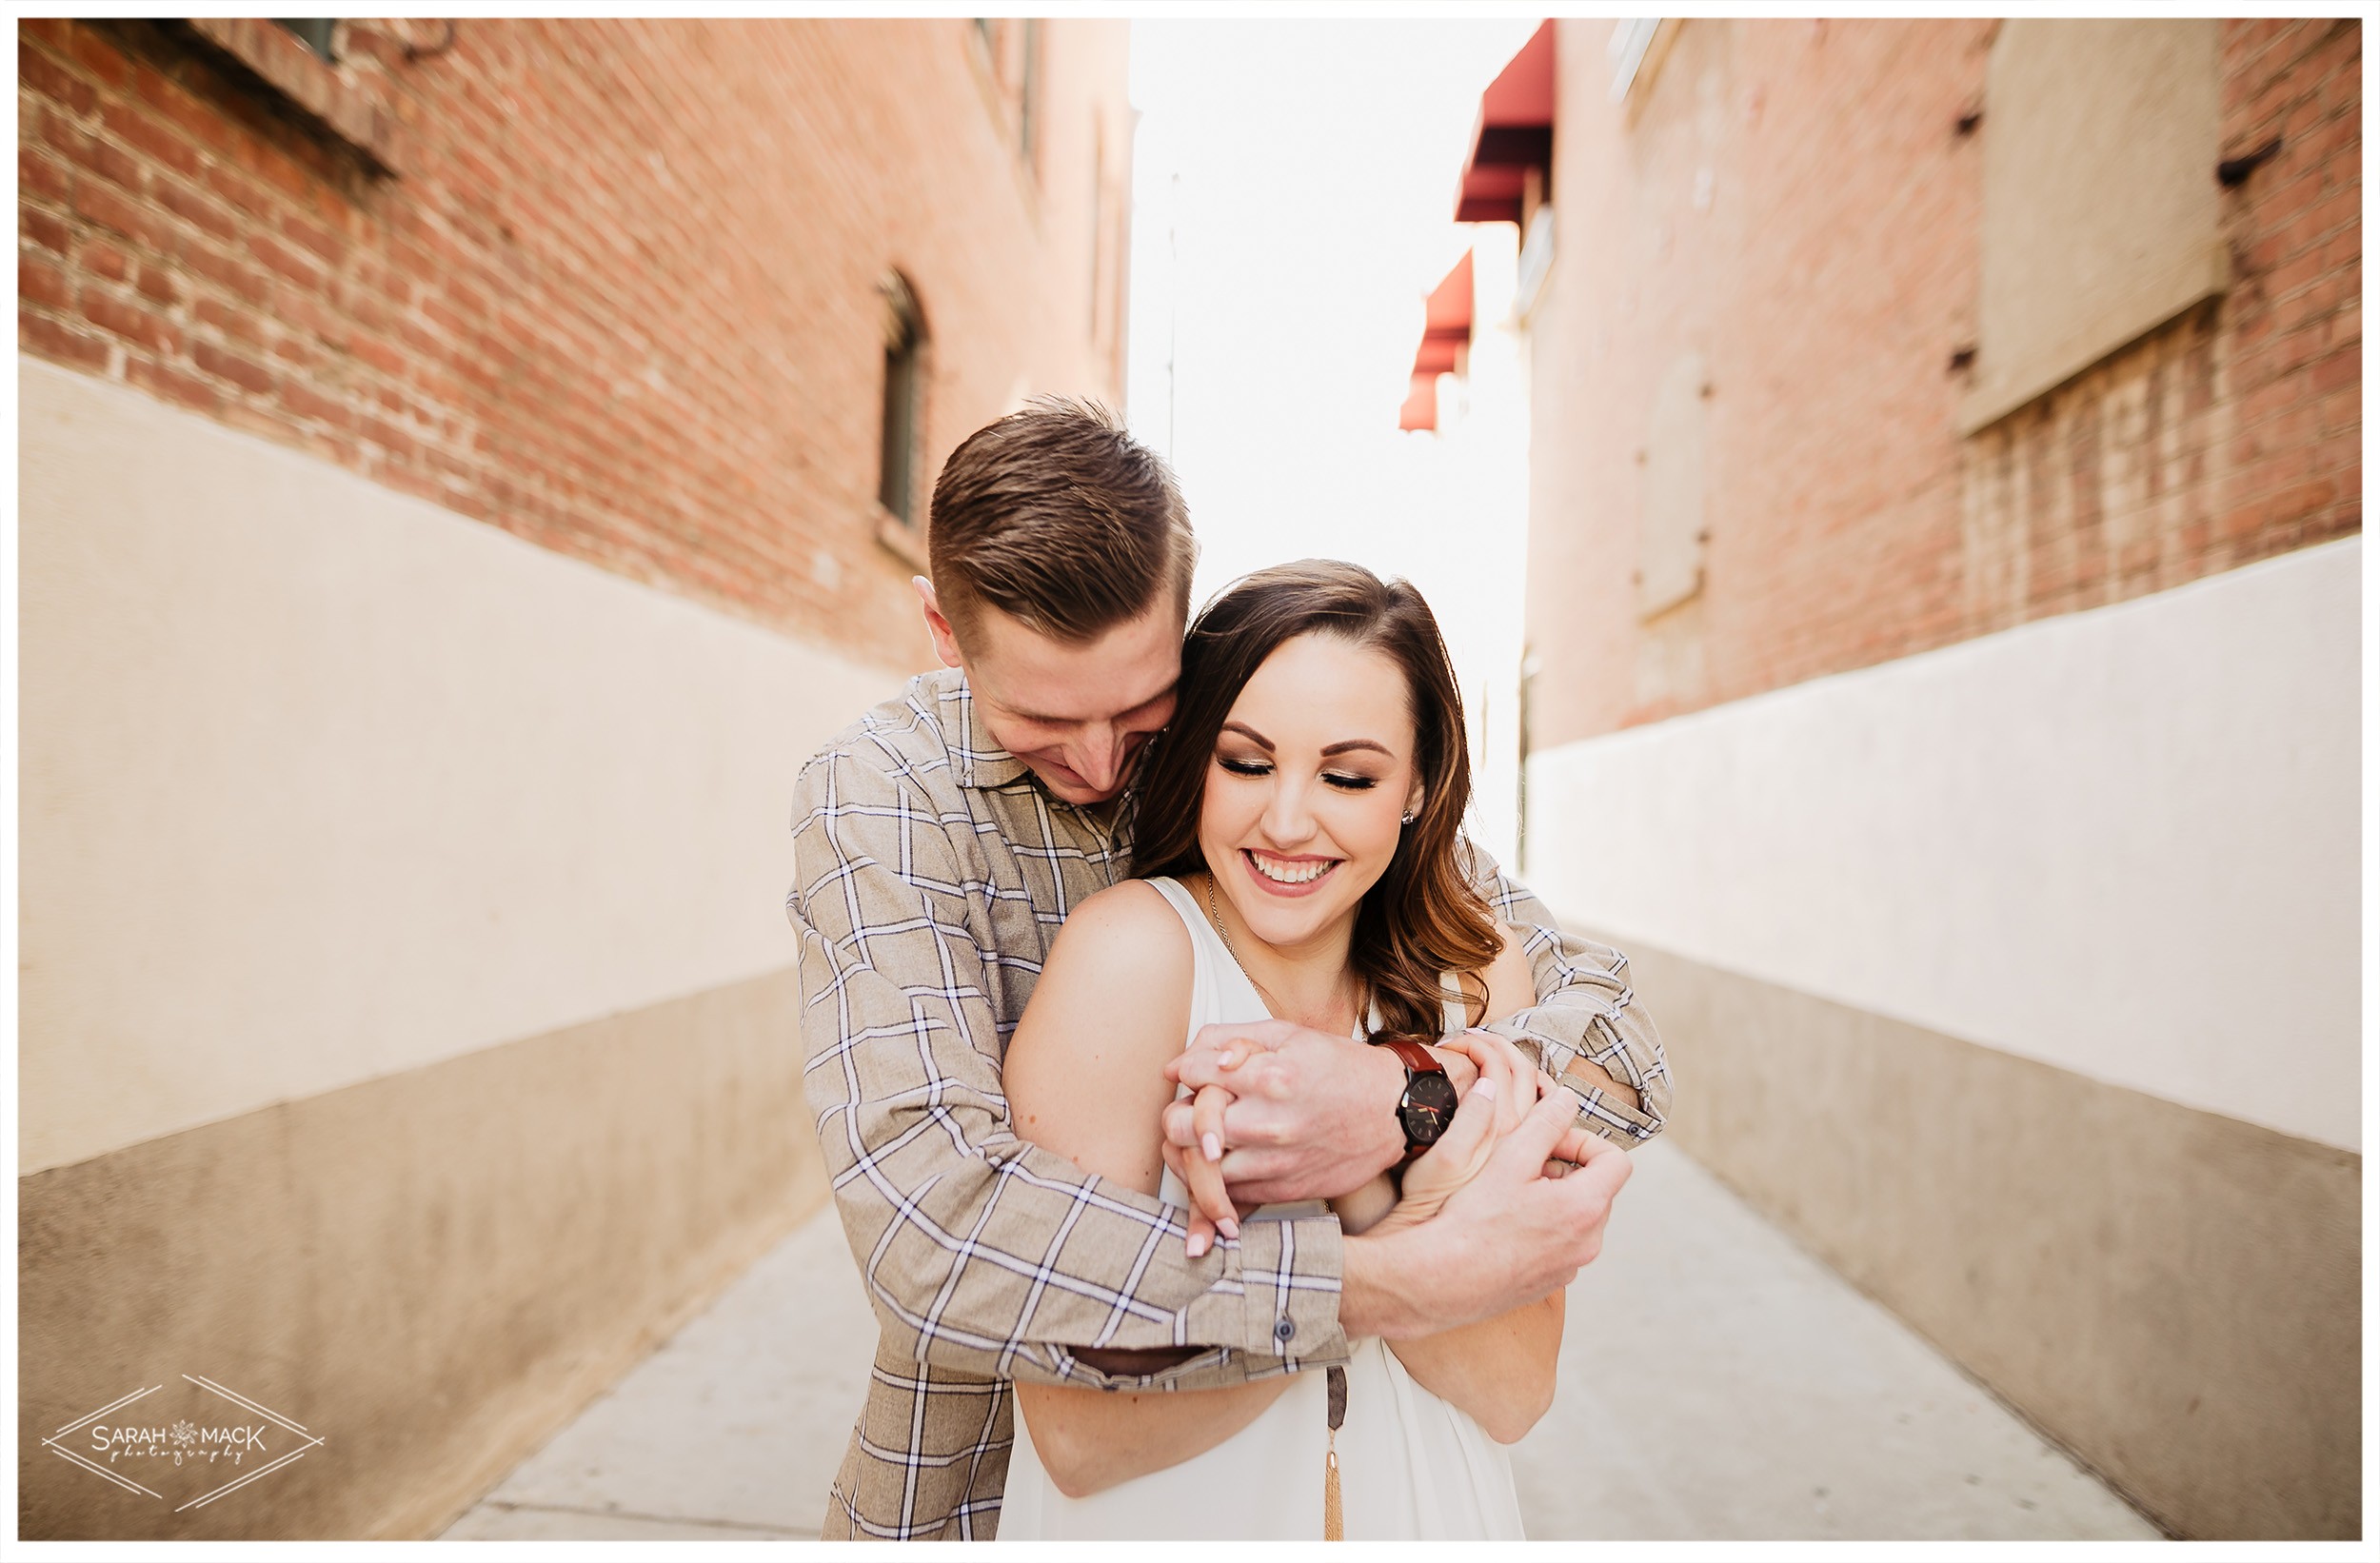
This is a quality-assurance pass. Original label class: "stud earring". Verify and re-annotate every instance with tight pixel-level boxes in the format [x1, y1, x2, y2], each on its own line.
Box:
[1399, 810, 1418, 825]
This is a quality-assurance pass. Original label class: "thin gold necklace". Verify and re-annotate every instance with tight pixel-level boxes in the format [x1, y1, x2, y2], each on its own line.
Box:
[1200, 871, 1362, 1035]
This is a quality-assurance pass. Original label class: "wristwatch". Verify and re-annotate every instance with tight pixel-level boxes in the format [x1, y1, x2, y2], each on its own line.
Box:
[1374, 1035, 1458, 1165]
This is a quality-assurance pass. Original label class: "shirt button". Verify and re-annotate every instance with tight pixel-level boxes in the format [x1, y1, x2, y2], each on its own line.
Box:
[1274, 1318, 1296, 1342]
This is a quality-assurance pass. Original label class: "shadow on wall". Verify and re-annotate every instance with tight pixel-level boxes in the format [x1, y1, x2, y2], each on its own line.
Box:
[1621, 937, 2360, 1542]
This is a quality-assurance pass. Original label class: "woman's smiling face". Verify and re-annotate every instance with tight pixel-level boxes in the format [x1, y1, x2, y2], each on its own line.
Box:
[1199, 631, 1424, 957]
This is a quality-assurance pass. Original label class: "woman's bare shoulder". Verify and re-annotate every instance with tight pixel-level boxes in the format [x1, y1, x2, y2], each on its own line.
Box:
[1045, 878, 1195, 983]
[1067, 875, 1193, 937]
[1011, 878, 1195, 1064]
[1007, 878, 1197, 1188]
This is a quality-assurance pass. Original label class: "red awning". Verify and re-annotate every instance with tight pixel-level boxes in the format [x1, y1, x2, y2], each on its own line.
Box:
[1398, 250, 1475, 432]
[1454, 21, 1555, 224]
[1398, 377, 1438, 432]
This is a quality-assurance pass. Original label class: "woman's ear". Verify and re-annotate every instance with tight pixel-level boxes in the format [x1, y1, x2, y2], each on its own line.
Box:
[1401, 781, 1425, 824]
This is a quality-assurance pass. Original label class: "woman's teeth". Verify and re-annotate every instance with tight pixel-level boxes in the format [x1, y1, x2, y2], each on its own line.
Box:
[1247, 851, 1336, 884]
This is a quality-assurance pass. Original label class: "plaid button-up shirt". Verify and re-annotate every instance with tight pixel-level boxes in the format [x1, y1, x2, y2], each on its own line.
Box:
[785, 668, 1668, 1539]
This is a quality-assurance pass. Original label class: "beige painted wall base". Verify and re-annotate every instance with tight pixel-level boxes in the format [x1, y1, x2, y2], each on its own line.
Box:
[18, 967, 825, 1540]
[1613, 931, 2359, 1541]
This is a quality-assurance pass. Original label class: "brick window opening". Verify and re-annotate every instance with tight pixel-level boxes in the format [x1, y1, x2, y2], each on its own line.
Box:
[273, 19, 338, 64]
[969, 17, 1043, 176]
[1959, 18, 2228, 433]
[182, 18, 406, 174]
[878, 274, 929, 529]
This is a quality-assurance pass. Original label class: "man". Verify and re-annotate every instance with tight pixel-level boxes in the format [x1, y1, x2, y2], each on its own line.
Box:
[785, 399, 1669, 1540]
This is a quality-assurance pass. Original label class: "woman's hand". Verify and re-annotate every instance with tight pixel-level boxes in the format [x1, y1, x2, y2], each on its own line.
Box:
[1155, 1029, 1568, 1256]
[1158, 1082, 1239, 1257]
[1373, 1031, 1551, 1232]
[1154, 1019, 1421, 1256]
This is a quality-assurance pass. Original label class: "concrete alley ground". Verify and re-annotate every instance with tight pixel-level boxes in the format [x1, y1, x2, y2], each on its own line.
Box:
[438, 1141, 2161, 1542]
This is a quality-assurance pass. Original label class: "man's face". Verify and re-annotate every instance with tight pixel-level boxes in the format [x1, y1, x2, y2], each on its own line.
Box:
[919, 580, 1182, 806]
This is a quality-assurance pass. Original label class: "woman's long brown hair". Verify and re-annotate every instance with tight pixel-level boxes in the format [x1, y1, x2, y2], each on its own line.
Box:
[1130, 560, 1502, 1039]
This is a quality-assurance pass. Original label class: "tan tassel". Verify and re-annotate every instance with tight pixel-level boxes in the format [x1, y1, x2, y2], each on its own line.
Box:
[1323, 1364, 1347, 1540]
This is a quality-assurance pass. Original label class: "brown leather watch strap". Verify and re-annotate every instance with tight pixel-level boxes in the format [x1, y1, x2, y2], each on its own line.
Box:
[1374, 1036, 1444, 1076]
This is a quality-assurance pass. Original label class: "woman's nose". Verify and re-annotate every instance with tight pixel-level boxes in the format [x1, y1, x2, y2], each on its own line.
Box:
[1260, 777, 1319, 845]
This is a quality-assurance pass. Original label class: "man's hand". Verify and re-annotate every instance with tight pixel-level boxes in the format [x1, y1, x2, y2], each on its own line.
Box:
[1156, 1019, 1486, 1256]
[1159, 1018, 1407, 1202]
[1339, 1089, 1635, 1340]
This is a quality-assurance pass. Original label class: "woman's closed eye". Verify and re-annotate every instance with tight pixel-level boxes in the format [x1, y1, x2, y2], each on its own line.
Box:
[1215, 756, 1379, 791]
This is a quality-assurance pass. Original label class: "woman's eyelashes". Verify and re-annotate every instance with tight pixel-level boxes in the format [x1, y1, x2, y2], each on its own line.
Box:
[1213, 755, 1382, 792]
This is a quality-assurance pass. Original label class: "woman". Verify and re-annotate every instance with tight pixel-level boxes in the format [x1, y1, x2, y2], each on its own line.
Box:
[1000, 560, 1571, 1539]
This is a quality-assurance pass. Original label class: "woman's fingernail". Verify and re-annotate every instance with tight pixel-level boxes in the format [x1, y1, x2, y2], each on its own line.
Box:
[1202, 1133, 1223, 1162]
[1475, 1077, 1498, 1101]
[1217, 1217, 1239, 1239]
[1188, 1232, 1209, 1258]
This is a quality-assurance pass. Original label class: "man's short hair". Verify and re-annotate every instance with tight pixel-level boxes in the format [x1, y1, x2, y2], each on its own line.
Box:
[926, 397, 1198, 646]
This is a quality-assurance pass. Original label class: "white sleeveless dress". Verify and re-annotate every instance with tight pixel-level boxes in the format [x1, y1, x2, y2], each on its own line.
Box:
[998, 876, 1527, 1540]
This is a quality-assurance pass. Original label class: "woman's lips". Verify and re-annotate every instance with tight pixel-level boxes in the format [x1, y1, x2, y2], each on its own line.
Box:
[1240, 848, 1341, 898]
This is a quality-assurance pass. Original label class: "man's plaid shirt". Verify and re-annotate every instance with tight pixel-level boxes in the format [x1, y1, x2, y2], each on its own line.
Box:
[785, 668, 1669, 1539]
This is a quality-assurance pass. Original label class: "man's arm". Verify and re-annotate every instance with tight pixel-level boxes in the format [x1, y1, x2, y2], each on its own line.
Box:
[1341, 1092, 1634, 1338]
[787, 748, 1348, 1392]
[1465, 840, 1672, 1145]
[1156, 847, 1671, 1214]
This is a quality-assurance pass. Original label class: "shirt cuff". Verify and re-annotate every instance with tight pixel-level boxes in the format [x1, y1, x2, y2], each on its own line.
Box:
[1062, 1200, 1350, 1394]
[1488, 1019, 1661, 1143]
[1213, 1199, 1349, 1365]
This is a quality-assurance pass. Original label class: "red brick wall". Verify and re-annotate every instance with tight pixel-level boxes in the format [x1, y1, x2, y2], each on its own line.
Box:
[2211, 19, 2363, 561]
[1523, 18, 2360, 747]
[18, 19, 1134, 672]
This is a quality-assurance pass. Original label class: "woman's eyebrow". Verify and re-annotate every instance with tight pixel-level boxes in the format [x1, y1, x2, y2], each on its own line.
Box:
[1220, 723, 1394, 759]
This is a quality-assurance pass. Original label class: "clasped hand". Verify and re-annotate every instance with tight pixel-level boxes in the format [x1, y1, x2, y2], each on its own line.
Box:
[1157, 1021, 1615, 1256]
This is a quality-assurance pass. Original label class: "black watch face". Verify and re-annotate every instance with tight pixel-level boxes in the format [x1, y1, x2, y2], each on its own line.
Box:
[1399, 1071, 1461, 1146]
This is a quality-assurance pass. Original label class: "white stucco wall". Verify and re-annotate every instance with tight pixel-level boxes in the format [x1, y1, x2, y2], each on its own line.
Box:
[1525, 536, 2362, 1151]
[19, 358, 906, 1174]
[1423, 222, 1532, 870]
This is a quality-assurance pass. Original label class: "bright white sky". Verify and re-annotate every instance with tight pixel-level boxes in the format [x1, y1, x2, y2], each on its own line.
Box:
[1123, 17, 1543, 857]
[1123, 17, 1539, 604]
